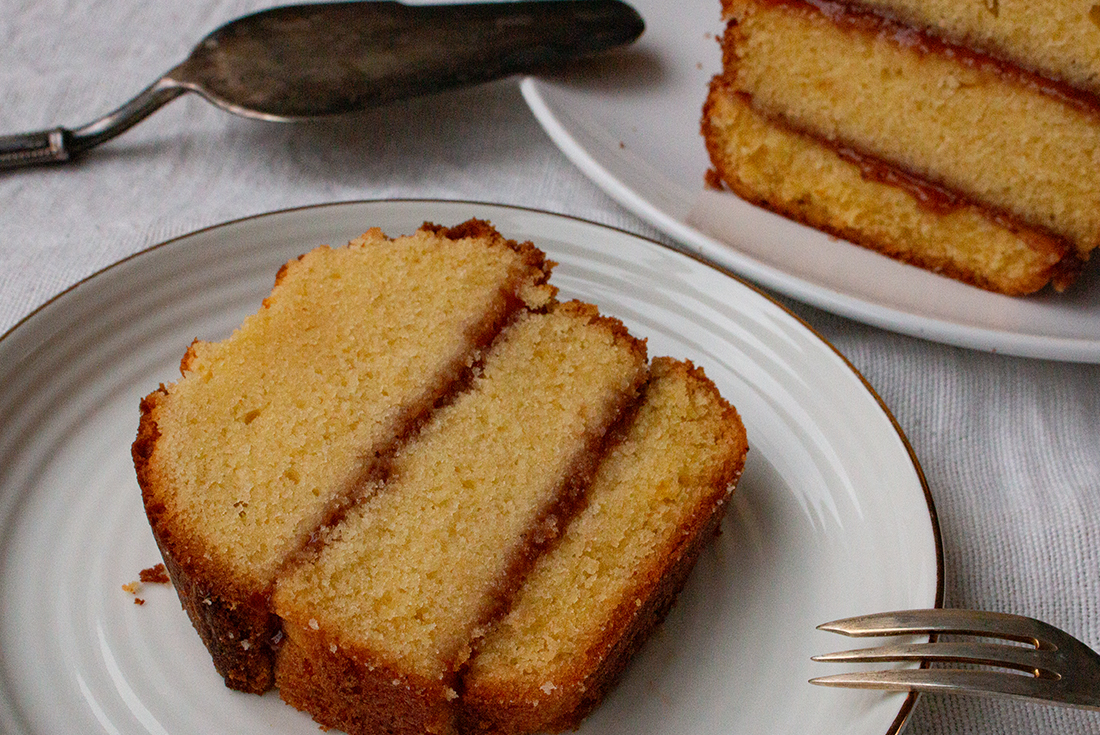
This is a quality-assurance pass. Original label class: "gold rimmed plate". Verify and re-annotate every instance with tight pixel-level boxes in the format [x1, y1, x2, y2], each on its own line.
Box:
[0, 200, 941, 735]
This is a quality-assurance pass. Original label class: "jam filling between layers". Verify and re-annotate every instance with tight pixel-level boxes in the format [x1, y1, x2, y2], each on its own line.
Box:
[748, 0, 1100, 116]
[709, 89, 1075, 272]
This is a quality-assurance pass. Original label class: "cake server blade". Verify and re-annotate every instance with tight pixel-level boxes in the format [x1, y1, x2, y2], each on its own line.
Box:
[0, 0, 644, 168]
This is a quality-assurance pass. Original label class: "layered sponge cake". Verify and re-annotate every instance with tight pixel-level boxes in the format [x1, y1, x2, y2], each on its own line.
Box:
[133, 220, 749, 735]
[273, 302, 648, 735]
[702, 0, 1100, 295]
[132, 221, 554, 692]
[460, 357, 748, 735]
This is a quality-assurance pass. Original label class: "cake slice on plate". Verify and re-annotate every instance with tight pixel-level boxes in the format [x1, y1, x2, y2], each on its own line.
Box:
[133, 221, 554, 692]
[702, 0, 1100, 294]
[134, 218, 751, 735]
[272, 301, 649, 735]
[459, 356, 748, 735]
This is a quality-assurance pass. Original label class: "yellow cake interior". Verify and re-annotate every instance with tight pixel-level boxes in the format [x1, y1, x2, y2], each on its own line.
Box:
[147, 228, 552, 587]
[702, 80, 1073, 294]
[722, 0, 1100, 256]
[842, 0, 1100, 96]
[465, 357, 747, 706]
[273, 302, 648, 682]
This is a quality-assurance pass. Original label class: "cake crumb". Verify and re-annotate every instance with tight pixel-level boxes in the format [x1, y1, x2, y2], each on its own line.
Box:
[139, 563, 170, 584]
[124, 563, 171, 603]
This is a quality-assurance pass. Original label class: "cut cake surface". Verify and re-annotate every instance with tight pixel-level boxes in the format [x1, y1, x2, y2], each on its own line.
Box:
[132, 220, 555, 692]
[702, 80, 1080, 294]
[703, 0, 1100, 294]
[459, 357, 749, 734]
[272, 301, 649, 735]
[839, 0, 1100, 97]
[134, 220, 748, 735]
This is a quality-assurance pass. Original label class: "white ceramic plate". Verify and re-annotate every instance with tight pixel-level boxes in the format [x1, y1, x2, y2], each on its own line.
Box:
[520, 0, 1100, 362]
[0, 201, 941, 735]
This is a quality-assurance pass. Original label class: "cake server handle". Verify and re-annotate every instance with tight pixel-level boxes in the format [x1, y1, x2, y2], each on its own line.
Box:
[0, 78, 186, 169]
[1, 0, 644, 170]
[0, 129, 74, 168]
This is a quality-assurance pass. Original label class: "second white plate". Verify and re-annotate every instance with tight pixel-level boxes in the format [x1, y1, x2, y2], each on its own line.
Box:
[0, 200, 941, 735]
[520, 0, 1100, 362]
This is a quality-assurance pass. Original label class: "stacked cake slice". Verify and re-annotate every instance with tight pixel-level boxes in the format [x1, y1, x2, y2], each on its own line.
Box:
[460, 357, 748, 734]
[273, 302, 649, 734]
[133, 221, 556, 692]
[133, 221, 749, 735]
[702, 0, 1100, 295]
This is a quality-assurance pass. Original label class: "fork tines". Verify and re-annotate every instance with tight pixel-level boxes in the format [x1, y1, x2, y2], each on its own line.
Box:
[810, 609, 1100, 710]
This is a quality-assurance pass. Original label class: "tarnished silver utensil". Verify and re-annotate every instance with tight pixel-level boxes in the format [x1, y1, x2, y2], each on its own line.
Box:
[813, 609, 1100, 710]
[0, 0, 643, 169]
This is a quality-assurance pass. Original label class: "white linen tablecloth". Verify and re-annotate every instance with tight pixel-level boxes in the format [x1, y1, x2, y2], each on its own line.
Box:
[3, 2, 1099, 733]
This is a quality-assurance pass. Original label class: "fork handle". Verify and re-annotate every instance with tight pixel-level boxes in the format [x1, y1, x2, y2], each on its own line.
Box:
[0, 128, 74, 168]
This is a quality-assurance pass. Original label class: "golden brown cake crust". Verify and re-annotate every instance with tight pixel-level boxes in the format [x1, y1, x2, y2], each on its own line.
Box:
[134, 388, 276, 691]
[277, 623, 456, 735]
[135, 375, 289, 692]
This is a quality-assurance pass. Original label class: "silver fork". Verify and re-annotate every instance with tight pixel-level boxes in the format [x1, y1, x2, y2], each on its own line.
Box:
[811, 609, 1100, 710]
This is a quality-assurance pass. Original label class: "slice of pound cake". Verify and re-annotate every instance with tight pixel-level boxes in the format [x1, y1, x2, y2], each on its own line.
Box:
[132, 221, 554, 692]
[702, 81, 1078, 294]
[702, 0, 1100, 294]
[272, 302, 648, 735]
[134, 220, 750, 735]
[459, 357, 748, 735]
